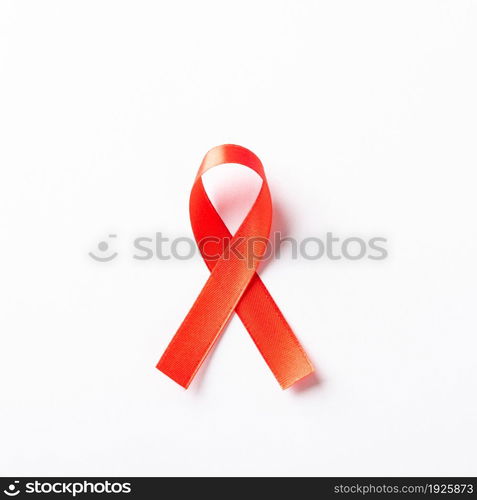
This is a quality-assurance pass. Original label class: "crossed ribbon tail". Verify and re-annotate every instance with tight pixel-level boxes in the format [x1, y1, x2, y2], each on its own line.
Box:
[157, 144, 314, 389]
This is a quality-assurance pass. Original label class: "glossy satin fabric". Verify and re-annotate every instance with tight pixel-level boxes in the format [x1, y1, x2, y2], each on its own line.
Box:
[157, 144, 313, 389]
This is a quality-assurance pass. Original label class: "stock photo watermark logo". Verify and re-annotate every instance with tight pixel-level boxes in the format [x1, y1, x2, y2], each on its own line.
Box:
[88, 232, 388, 264]
[3, 481, 20, 497]
[88, 234, 118, 262]
[1, 480, 131, 497]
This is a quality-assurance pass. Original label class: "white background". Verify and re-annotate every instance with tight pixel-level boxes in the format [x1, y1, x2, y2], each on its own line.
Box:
[1, 1, 476, 477]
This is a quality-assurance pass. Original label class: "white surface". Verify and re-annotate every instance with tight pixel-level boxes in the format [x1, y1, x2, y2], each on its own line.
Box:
[1, 1, 476, 477]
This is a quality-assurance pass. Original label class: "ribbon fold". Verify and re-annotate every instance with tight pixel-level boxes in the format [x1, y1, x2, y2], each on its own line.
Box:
[157, 144, 313, 389]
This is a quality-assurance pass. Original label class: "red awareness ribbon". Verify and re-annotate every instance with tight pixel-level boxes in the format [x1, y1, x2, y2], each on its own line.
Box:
[157, 144, 314, 389]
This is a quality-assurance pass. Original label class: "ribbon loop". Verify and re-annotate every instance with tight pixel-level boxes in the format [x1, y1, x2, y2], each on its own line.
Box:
[157, 144, 313, 389]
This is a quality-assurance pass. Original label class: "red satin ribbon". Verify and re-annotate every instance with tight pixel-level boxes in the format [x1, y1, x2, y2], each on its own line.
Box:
[157, 145, 313, 389]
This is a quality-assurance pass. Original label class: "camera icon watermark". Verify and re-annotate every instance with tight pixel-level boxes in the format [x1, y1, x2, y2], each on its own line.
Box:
[88, 234, 118, 262]
[3, 481, 20, 497]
